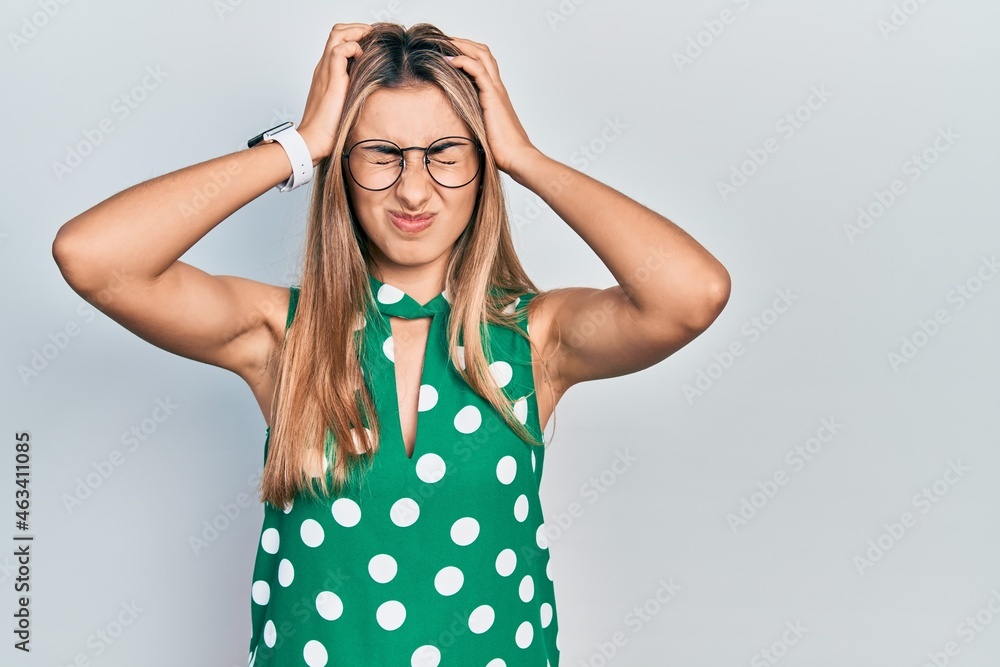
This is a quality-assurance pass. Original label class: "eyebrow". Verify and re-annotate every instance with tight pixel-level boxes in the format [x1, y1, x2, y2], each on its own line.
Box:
[351, 132, 468, 143]
[353, 138, 470, 152]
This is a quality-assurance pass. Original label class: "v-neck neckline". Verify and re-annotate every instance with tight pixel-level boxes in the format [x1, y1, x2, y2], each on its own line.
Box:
[367, 273, 450, 319]
[367, 272, 449, 461]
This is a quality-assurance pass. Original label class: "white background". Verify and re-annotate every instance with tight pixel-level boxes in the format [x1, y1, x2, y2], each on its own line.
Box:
[3, 0, 999, 665]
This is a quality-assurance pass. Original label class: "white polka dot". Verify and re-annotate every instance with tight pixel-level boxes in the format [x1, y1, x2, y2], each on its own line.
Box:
[489, 361, 513, 387]
[263, 619, 277, 647]
[486, 660, 506, 667]
[513, 397, 528, 424]
[556, 631, 561, 651]
[468, 605, 495, 633]
[434, 566, 464, 596]
[354, 312, 366, 332]
[331, 498, 362, 527]
[283, 499, 294, 514]
[378, 284, 406, 305]
[519, 575, 535, 602]
[249, 647, 256, 667]
[451, 517, 480, 546]
[503, 297, 520, 315]
[303, 639, 328, 666]
[301, 519, 324, 547]
[546, 558, 553, 581]
[531, 450, 537, 472]
[514, 494, 529, 522]
[316, 591, 343, 621]
[251, 580, 270, 605]
[382, 336, 395, 362]
[415, 453, 446, 484]
[496, 548, 517, 577]
[540, 602, 553, 628]
[454, 405, 482, 433]
[456, 345, 466, 370]
[515, 620, 534, 648]
[411, 644, 442, 667]
[496, 455, 517, 484]
[278, 558, 295, 587]
[369, 554, 397, 583]
[390, 498, 420, 527]
[377, 600, 406, 630]
[536, 523, 549, 550]
[418, 384, 438, 411]
[260, 528, 280, 554]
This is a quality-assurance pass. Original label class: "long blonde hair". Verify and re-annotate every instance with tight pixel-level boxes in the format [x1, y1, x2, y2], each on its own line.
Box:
[258, 22, 558, 508]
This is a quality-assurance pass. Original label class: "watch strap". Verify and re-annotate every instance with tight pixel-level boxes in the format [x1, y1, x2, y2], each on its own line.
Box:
[270, 127, 315, 192]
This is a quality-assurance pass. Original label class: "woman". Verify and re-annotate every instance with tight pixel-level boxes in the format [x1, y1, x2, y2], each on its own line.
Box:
[53, 21, 730, 667]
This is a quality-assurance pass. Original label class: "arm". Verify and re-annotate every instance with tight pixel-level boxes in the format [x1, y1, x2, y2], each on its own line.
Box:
[51, 142, 296, 377]
[510, 149, 731, 391]
[445, 37, 731, 393]
[51, 23, 372, 382]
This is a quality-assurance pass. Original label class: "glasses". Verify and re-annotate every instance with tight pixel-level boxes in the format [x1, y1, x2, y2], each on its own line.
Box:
[342, 136, 484, 191]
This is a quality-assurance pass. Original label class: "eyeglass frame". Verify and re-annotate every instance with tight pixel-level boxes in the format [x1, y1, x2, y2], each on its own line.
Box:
[341, 136, 485, 192]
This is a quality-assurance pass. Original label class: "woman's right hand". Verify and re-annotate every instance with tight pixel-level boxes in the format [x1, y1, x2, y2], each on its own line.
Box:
[297, 22, 374, 165]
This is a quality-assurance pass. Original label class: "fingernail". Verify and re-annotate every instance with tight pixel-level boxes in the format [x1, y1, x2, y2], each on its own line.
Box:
[445, 55, 455, 61]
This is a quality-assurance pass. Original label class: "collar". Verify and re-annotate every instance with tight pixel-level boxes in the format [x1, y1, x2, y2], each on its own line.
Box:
[367, 273, 451, 319]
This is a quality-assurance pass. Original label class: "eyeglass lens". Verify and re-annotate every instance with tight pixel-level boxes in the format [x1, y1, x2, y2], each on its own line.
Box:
[347, 137, 480, 190]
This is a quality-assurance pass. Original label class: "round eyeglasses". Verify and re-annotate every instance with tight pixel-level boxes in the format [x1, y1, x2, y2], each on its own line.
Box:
[342, 136, 484, 191]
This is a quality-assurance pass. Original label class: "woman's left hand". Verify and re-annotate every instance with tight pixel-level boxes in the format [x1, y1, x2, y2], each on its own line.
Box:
[445, 37, 538, 176]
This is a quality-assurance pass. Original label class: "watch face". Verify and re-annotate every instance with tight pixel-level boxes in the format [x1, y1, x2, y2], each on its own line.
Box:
[248, 121, 293, 148]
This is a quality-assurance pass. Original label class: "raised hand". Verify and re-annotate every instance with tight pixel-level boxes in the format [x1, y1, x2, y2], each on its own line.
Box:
[297, 23, 374, 164]
[445, 36, 539, 176]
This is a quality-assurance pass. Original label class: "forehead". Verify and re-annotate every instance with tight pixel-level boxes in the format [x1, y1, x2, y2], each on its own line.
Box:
[350, 85, 469, 144]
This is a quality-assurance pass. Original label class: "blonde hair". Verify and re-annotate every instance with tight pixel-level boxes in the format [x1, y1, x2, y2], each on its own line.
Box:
[258, 22, 558, 508]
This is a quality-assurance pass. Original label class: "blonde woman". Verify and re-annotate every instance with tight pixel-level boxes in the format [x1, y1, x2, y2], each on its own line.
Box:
[53, 21, 730, 667]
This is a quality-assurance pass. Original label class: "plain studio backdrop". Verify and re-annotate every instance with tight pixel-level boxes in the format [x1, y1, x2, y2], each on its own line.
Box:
[3, 0, 999, 664]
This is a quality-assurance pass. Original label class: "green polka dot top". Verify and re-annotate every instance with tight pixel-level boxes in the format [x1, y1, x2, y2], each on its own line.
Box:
[247, 273, 561, 666]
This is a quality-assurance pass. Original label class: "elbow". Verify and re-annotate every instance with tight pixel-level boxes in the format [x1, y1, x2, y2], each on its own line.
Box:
[51, 229, 74, 282]
[689, 270, 732, 332]
[708, 269, 732, 312]
[52, 227, 96, 296]
[51, 228, 72, 272]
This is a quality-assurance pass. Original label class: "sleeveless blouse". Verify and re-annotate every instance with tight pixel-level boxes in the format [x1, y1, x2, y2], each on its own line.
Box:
[246, 274, 561, 666]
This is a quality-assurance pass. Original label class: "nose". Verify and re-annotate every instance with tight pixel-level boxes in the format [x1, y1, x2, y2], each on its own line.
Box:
[395, 151, 434, 201]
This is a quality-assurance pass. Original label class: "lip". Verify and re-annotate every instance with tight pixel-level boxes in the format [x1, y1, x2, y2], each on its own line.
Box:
[389, 211, 435, 233]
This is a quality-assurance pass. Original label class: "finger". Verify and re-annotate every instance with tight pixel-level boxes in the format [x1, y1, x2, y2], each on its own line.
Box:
[446, 38, 501, 86]
[324, 23, 373, 54]
[329, 22, 375, 34]
[447, 53, 498, 91]
[321, 41, 363, 78]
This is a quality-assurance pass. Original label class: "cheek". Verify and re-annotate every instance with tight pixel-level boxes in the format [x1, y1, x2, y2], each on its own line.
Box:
[346, 191, 384, 234]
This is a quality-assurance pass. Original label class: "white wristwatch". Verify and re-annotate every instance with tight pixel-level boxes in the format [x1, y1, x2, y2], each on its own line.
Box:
[248, 121, 315, 192]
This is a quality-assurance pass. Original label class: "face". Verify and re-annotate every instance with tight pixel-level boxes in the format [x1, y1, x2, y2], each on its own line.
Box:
[343, 84, 482, 272]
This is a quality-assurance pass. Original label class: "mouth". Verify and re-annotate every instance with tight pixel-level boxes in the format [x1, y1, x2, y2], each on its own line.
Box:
[389, 211, 435, 233]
